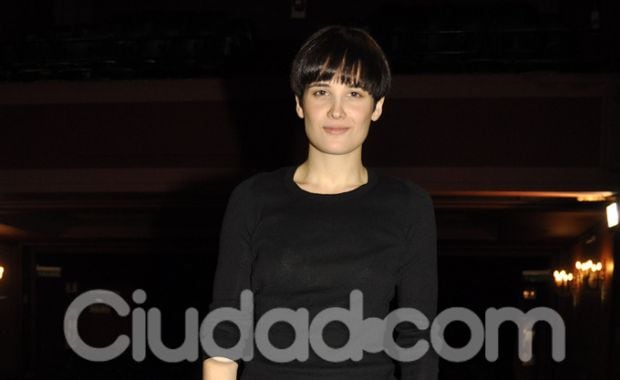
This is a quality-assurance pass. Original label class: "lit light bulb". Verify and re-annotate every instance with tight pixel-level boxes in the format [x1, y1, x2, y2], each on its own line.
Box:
[552, 269, 574, 287]
[607, 202, 618, 228]
[595, 262, 603, 271]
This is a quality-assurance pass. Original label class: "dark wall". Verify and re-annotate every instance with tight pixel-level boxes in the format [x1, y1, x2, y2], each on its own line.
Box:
[0, 80, 607, 170]
[0, 243, 22, 379]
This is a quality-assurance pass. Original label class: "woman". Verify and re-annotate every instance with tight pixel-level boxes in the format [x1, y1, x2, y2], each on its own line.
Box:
[203, 25, 438, 379]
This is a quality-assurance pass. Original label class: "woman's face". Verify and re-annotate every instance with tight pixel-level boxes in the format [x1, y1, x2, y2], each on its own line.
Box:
[295, 79, 384, 157]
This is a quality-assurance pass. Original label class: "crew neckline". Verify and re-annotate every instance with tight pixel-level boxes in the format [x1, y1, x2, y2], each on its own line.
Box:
[284, 165, 378, 200]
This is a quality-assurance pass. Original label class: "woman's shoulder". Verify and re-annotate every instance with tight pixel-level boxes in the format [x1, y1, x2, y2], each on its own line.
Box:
[373, 170, 432, 204]
[230, 166, 291, 197]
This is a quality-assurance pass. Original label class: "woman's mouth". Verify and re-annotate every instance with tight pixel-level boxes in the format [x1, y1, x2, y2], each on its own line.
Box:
[323, 127, 349, 135]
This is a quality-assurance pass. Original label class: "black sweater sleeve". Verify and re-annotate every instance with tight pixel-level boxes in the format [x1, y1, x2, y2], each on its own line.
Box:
[394, 183, 438, 379]
[202, 178, 258, 362]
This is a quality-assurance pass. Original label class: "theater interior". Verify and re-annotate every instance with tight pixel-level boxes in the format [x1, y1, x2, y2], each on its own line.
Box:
[0, 1, 619, 379]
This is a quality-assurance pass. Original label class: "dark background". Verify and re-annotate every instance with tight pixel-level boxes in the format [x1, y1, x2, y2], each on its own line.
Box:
[0, 0, 619, 379]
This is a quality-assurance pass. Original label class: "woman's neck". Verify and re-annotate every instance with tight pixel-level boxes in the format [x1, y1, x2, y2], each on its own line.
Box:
[294, 150, 368, 194]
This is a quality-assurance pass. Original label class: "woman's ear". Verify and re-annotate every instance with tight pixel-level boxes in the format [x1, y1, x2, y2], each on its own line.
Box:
[371, 97, 385, 122]
[294, 96, 304, 119]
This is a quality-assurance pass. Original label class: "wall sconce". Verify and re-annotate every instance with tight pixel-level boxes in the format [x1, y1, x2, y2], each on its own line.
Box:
[0, 265, 4, 280]
[575, 260, 604, 289]
[522, 289, 537, 300]
[553, 269, 573, 288]
[607, 202, 618, 228]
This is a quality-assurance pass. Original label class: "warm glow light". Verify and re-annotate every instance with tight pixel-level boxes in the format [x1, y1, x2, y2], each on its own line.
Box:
[0, 265, 4, 280]
[522, 289, 537, 300]
[573, 260, 605, 289]
[577, 195, 607, 202]
[435, 190, 615, 200]
[607, 202, 619, 228]
[553, 269, 573, 287]
[575, 260, 603, 273]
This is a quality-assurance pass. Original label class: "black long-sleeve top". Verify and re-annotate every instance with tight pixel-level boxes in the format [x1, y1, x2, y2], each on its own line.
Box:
[204, 166, 438, 379]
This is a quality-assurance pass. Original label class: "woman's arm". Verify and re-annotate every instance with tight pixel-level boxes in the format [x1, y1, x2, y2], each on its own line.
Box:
[395, 184, 438, 379]
[202, 178, 259, 379]
[203, 357, 238, 380]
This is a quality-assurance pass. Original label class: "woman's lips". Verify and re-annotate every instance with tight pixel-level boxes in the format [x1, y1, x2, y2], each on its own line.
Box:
[323, 127, 349, 135]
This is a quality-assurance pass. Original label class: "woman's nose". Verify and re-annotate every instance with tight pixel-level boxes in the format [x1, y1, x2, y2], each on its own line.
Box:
[328, 99, 345, 119]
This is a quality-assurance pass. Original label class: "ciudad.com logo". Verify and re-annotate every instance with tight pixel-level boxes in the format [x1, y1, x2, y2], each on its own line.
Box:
[63, 289, 566, 364]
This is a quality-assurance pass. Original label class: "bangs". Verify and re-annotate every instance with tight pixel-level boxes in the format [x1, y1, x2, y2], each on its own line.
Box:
[290, 26, 391, 101]
[305, 55, 365, 89]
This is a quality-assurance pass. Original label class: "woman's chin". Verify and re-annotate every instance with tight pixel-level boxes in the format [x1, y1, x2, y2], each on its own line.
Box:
[314, 145, 361, 156]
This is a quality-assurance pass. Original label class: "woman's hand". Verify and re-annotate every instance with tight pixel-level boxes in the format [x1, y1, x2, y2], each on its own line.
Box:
[203, 357, 238, 380]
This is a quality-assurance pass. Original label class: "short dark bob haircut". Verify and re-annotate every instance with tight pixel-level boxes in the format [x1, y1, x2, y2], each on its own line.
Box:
[290, 25, 391, 102]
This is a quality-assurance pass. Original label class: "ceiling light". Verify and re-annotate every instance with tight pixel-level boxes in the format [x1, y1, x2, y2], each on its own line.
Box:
[607, 202, 618, 228]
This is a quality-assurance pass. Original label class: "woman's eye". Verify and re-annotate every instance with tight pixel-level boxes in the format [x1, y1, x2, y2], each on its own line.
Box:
[313, 89, 327, 96]
[349, 90, 365, 97]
